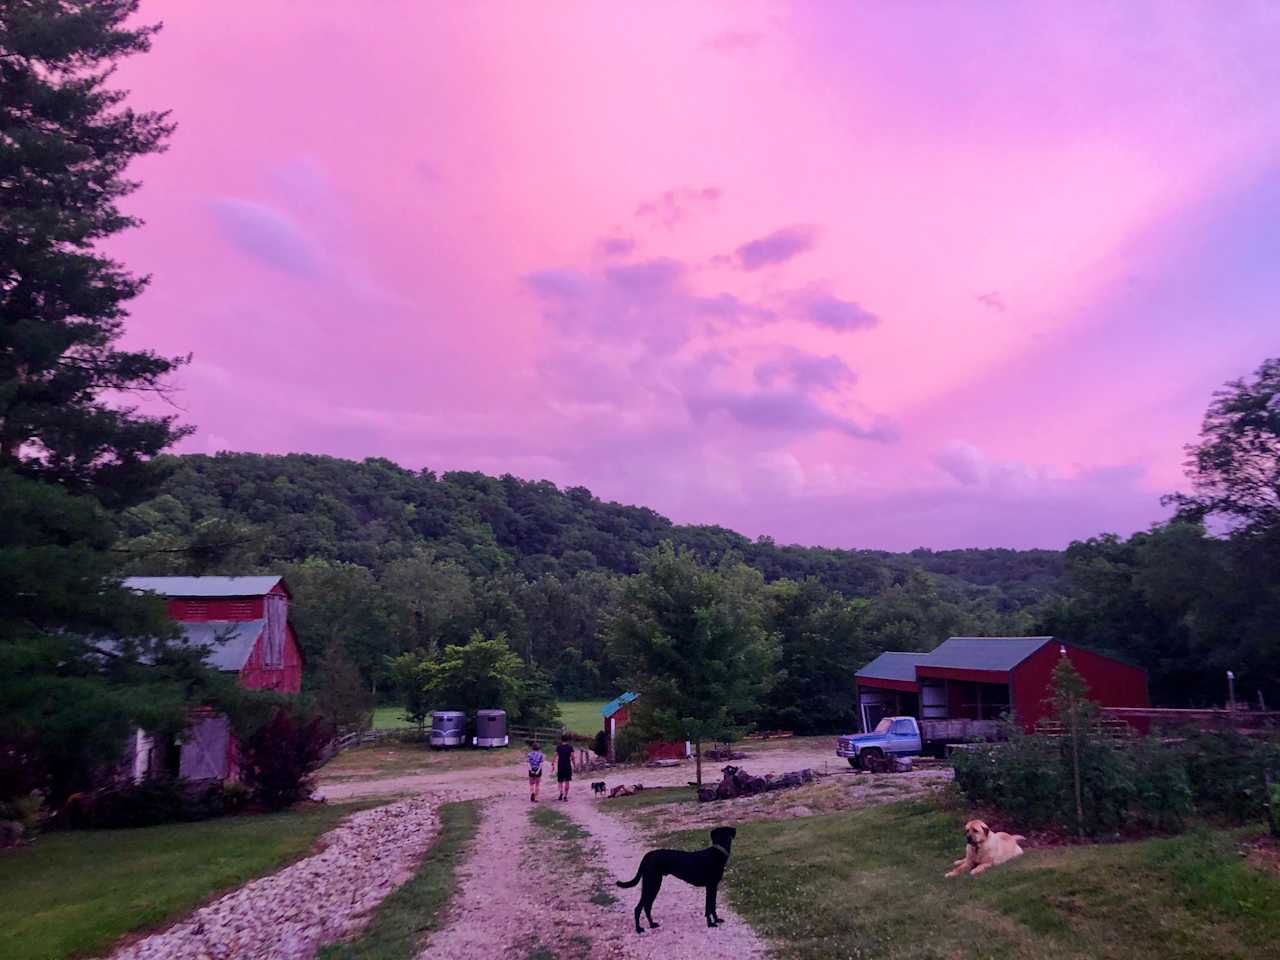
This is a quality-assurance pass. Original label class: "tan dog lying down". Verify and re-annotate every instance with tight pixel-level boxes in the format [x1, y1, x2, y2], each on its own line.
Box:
[945, 819, 1025, 878]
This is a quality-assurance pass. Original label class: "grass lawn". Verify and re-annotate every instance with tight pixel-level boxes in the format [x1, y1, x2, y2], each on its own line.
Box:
[372, 706, 414, 730]
[319, 800, 480, 959]
[0, 802, 376, 960]
[558, 700, 606, 737]
[318, 741, 518, 784]
[607, 785, 699, 811]
[686, 800, 1280, 960]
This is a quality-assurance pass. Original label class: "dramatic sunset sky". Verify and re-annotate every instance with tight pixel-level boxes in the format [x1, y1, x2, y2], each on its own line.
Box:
[113, 1, 1279, 550]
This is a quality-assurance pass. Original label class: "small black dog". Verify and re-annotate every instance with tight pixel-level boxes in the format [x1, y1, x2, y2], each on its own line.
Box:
[591, 781, 606, 796]
[616, 826, 736, 934]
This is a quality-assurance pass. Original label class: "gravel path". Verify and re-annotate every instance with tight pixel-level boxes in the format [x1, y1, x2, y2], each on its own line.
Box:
[107, 795, 444, 960]
[563, 791, 769, 960]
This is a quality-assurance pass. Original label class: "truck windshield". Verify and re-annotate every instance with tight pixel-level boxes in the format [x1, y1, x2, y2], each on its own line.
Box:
[873, 719, 893, 734]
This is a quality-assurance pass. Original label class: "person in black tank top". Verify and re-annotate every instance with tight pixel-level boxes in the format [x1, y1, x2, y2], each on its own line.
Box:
[555, 734, 574, 801]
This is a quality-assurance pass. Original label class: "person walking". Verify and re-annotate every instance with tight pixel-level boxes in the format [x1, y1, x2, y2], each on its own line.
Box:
[527, 741, 545, 802]
[555, 733, 574, 801]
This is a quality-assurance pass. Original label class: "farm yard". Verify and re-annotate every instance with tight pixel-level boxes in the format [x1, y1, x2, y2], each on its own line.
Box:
[5, 725, 1278, 960]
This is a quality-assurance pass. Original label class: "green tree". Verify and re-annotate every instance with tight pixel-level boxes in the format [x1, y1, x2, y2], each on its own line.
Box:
[1167, 357, 1280, 535]
[308, 641, 374, 732]
[405, 632, 560, 727]
[606, 544, 778, 786]
[0, 2, 220, 802]
[282, 558, 391, 691]
[762, 578, 872, 734]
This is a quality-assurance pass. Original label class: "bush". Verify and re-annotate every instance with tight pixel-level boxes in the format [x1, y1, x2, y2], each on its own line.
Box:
[238, 707, 335, 810]
[591, 730, 608, 758]
[59, 777, 228, 830]
[612, 726, 645, 763]
[951, 731, 1275, 836]
[222, 781, 251, 814]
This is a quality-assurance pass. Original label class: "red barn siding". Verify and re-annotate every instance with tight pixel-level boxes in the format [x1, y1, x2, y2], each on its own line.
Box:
[239, 623, 303, 693]
[1011, 643, 1150, 731]
[854, 677, 919, 694]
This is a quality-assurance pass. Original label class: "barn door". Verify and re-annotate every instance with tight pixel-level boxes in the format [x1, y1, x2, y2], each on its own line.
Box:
[180, 716, 230, 780]
[263, 594, 287, 667]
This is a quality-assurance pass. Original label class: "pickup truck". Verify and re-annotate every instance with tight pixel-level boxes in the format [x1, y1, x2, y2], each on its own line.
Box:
[836, 715, 1002, 767]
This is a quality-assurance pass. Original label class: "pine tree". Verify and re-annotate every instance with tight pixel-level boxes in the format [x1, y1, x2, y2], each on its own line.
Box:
[0, 2, 212, 802]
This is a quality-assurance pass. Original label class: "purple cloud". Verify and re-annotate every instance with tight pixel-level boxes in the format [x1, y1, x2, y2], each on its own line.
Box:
[755, 350, 857, 393]
[598, 235, 636, 257]
[525, 267, 590, 301]
[976, 291, 1006, 311]
[735, 224, 817, 270]
[687, 388, 896, 441]
[788, 289, 879, 331]
[604, 258, 685, 298]
[635, 187, 722, 228]
[210, 198, 322, 277]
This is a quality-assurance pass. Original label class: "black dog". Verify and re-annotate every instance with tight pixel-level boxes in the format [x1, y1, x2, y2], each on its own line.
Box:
[616, 826, 736, 934]
[591, 781, 606, 796]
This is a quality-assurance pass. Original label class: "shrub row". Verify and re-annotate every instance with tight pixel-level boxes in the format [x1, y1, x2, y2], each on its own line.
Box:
[59, 778, 251, 830]
[951, 729, 1280, 836]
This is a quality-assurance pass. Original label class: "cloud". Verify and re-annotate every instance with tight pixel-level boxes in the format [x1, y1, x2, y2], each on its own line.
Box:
[210, 198, 322, 278]
[598, 235, 636, 257]
[635, 187, 722, 228]
[688, 388, 896, 441]
[786, 288, 879, 331]
[735, 224, 818, 270]
[755, 349, 857, 393]
[976, 291, 1006, 311]
[604, 258, 685, 299]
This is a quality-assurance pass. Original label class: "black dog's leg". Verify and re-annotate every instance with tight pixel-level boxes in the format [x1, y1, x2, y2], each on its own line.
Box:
[705, 883, 720, 927]
[637, 875, 665, 936]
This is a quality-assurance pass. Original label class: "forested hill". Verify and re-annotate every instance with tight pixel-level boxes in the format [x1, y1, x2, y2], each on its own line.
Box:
[123, 452, 1064, 608]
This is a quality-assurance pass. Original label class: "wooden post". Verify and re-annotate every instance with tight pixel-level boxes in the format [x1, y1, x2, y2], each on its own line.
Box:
[695, 737, 703, 789]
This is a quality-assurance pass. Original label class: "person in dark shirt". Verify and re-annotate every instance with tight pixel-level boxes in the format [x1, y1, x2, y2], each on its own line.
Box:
[554, 733, 575, 801]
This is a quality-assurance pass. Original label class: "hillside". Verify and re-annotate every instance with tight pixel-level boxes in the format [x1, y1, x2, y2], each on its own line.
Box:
[122, 452, 1065, 607]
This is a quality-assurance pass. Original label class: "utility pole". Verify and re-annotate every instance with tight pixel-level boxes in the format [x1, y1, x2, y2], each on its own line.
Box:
[1227, 670, 1237, 712]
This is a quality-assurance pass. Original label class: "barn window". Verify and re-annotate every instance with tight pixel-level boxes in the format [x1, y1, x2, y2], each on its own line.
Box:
[184, 601, 209, 620]
[226, 600, 254, 619]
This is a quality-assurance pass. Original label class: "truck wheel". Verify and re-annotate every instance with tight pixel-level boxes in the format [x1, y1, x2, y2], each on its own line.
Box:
[848, 757, 859, 768]
[859, 748, 884, 770]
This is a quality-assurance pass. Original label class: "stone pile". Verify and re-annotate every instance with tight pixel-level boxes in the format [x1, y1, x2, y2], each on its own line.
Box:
[108, 794, 441, 960]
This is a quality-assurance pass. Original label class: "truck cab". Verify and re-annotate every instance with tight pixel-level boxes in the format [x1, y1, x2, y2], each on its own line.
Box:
[836, 715, 923, 767]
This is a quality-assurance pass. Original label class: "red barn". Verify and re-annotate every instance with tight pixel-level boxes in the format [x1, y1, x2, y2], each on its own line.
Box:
[121, 575, 304, 781]
[854, 637, 1149, 734]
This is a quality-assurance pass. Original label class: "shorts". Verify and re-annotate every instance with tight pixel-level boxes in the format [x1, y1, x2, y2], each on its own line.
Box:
[557, 768, 572, 784]
[528, 771, 542, 780]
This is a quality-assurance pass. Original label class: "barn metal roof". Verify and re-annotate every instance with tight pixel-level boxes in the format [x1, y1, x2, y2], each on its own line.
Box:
[855, 652, 932, 682]
[124, 576, 283, 598]
[177, 619, 267, 671]
[920, 637, 1054, 673]
[602, 691, 637, 719]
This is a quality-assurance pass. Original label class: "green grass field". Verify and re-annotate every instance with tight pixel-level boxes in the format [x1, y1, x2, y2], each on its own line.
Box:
[320, 800, 480, 959]
[372, 706, 413, 730]
[684, 800, 1280, 960]
[558, 700, 606, 736]
[0, 802, 376, 960]
[372, 701, 604, 734]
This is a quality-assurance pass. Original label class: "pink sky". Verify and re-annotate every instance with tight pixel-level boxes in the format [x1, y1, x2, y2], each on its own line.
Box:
[112, 1, 1280, 550]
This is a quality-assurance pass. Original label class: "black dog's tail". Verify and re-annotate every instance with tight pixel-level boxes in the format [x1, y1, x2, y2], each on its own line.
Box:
[616, 868, 642, 889]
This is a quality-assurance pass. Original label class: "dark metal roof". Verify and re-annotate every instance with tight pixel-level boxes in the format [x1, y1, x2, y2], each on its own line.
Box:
[920, 637, 1054, 673]
[124, 576, 284, 598]
[855, 652, 932, 682]
[178, 620, 267, 671]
